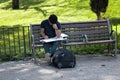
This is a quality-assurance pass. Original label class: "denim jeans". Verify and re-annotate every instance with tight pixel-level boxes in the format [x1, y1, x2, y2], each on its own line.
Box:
[43, 41, 60, 55]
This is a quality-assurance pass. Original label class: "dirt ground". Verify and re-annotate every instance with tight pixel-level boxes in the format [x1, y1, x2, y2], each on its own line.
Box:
[0, 55, 120, 80]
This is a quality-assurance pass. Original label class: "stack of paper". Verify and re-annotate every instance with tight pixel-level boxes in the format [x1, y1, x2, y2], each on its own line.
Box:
[40, 33, 68, 43]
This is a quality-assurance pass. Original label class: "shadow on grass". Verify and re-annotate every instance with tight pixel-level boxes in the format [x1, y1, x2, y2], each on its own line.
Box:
[0, 0, 8, 3]
[0, 0, 12, 10]
[0, 0, 48, 16]
[34, 7, 47, 16]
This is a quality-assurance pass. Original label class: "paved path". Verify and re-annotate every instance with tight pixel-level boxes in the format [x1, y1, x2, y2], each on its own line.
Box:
[0, 55, 120, 80]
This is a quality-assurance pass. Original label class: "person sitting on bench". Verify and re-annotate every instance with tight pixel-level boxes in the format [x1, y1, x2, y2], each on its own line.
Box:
[40, 14, 61, 62]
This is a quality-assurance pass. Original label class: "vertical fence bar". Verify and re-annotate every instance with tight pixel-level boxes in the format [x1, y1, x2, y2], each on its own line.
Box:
[0, 37, 1, 54]
[8, 28, 12, 60]
[0, 44, 2, 55]
[0, 42, 1, 53]
[3, 28, 6, 55]
[17, 27, 21, 53]
[22, 27, 26, 58]
[13, 27, 16, 54]
[28, 26, 31, 50]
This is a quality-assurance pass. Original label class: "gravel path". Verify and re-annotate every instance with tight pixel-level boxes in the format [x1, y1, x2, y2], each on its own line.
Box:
[0, 55, 120, 80]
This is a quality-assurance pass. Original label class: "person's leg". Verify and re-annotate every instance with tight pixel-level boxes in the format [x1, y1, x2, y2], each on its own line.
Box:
[43, 43, 51, 53]
[43, 43, 52, 61]
[50, 41, 60, 56]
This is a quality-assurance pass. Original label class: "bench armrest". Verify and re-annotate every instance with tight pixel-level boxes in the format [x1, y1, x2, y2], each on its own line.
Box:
[82, 34, 88, 42]
[110, 30, 117, 41]
[31, 34, 35, 45]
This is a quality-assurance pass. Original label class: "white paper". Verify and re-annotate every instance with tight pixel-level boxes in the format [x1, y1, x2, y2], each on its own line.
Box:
[61, 33, 68, 38]
[40, 33, 68, 43]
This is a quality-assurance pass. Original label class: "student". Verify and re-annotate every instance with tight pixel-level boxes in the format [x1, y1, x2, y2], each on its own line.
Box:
[40, 14, 61, 61]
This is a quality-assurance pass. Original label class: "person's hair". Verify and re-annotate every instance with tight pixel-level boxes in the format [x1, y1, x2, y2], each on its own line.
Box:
[48, 14, 58, 24]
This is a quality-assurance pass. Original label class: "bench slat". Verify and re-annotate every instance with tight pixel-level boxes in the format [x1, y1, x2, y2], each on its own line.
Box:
[63, 40, 115, 46]
[61, 20, 108, 28]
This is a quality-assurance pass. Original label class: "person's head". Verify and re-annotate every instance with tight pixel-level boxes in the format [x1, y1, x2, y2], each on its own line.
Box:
[48, 14, 58, 24]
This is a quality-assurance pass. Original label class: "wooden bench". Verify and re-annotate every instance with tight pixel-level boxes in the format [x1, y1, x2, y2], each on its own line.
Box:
[30, 19, 117, 62]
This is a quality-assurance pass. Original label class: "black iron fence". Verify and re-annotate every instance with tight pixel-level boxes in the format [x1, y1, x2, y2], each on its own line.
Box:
[0, 26, 31, 61]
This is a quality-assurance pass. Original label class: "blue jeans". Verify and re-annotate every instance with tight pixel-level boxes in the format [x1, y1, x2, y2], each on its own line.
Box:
[43, 41, 60, 56]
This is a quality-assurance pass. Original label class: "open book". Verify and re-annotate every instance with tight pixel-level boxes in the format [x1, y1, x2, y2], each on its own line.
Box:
[40, 33, 68, 43]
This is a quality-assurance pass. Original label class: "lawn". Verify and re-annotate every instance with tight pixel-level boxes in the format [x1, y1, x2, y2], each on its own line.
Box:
[0, 0, 120, 26]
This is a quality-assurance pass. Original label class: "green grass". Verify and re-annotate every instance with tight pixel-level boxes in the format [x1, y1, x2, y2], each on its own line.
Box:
[0, 0, 120, 26]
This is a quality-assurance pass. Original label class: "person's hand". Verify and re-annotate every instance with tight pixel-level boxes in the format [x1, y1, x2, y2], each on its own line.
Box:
[52, 24, 58, 30]
[44, 35, 48, 39]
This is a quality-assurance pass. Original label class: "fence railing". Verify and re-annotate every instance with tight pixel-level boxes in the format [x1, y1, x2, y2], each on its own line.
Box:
[0, 26, 31, 61]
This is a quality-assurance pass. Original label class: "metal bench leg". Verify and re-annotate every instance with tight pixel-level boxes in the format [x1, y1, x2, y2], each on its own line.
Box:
[108, 43, 115, 56]
[114, 41, 117, 56]
[113, 30, 117, 56]
[110, 43, 117, 57]
[32, 46, 37, 63]
[108, 44, 110, 54]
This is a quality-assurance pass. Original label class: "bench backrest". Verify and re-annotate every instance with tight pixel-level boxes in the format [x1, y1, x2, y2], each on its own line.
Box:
[30, 24, 41, 45]
[61, 20, 111, 42]
[30, 20, 111, 44]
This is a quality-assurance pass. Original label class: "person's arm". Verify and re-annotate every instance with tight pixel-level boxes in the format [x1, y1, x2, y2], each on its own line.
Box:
[52, 24, 61, 38]
[40, 28, 48, 39]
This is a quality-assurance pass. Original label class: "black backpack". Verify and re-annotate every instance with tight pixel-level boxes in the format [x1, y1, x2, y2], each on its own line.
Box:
[52, 48, 76, 68]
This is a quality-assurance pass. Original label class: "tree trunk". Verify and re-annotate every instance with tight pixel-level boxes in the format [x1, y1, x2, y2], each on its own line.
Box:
[96, 12, 101, 20]
[12, 0, 19, 9]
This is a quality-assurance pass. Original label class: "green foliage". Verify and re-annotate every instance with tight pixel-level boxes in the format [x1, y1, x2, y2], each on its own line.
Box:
[35, 49, 45, 58]
[90, 0, 108, 20]
[90, 0, 108, 13]
[0, 53, 22, 61]
[68, 45, 108, 55]
[110, 18, 120, 26]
